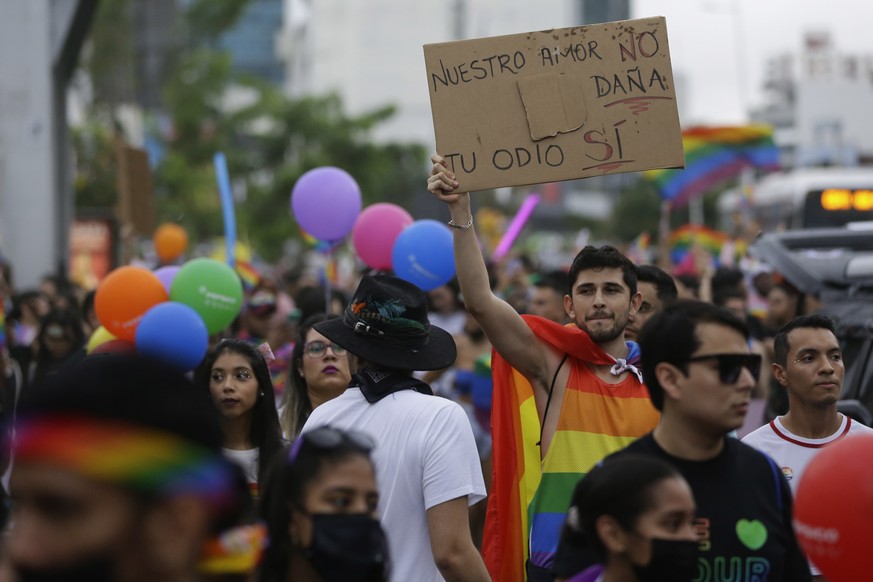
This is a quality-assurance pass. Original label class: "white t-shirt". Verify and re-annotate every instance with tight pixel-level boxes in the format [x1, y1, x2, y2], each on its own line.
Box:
[222, 447, 259, 489]
[742, 414, 873, 575]
[302, 387, 487, 582]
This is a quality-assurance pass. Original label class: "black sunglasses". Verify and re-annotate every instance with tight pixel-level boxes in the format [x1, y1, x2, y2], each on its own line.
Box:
[288, 426, 376, 464]
[685, 353, 762, 384]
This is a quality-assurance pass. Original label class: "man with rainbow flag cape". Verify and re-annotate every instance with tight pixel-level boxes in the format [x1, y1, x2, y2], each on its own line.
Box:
[429, 155, 661, 581]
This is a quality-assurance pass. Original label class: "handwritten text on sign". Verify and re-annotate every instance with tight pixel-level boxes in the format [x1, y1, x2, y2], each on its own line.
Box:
[424, 17, 685, 192]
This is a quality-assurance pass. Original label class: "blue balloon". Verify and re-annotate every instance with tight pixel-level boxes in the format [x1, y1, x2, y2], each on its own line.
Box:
[135, 302, 209, 371]
[391, 219, 456, 292]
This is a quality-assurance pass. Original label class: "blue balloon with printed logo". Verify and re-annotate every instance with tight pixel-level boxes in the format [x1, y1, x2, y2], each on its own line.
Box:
[391, 219, 456, 292]
[135, 302, 208, 371]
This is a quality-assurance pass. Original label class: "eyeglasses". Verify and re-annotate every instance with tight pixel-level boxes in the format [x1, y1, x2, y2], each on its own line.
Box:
[303, 340, 347, 359]
[288, 426, 376, 464]
[685, 353, 762, 384]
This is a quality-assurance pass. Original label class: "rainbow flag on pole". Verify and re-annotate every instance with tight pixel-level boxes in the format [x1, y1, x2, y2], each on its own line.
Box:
[646, 125, 779, 207]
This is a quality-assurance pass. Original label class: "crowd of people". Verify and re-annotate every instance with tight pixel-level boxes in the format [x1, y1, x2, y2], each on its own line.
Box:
[0, 158, 867, 581]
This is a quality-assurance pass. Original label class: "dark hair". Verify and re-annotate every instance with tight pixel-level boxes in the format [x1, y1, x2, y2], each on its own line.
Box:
[294, 286, 348, 324]
[195, 339, 284, 486]
[773, 314, 837, 366]
[635, 265, 678, 304]
[19, 353, 224, 453]
[638, 300, 749, 411]
[712, 286, 747, 308]
[32, 308, 86, 385]
[81, 289, 96, 324]
[711, 266, 744, 292]
[258, 432, 376, 582]
[674, 274, 700, 297]
[567, 245, 637, 297]
[533, 270, 567, 295]
[561, 455, 683, 561]
[281, 313, 338, 438]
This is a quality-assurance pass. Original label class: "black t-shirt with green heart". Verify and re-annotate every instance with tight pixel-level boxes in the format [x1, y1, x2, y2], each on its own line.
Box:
[613, 434, 811, 582]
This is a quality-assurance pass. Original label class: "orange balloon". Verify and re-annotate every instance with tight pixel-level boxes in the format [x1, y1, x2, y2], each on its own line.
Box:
[94, 266, 168, 341]
[153, 223, 188, 262]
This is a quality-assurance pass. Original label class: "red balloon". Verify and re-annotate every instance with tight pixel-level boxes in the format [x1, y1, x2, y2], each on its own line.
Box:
[794, 433, 873, 581]
[91, 339, 137, 356]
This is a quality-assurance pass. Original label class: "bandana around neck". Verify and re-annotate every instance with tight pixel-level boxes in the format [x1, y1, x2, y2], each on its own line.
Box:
[352, 368, 433, 403]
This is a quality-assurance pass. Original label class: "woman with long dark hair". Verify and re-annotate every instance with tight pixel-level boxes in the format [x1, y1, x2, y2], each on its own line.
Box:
[259, 426, 389, 582]
[197, 339, 284, 497]
[280, 314, 351, 439]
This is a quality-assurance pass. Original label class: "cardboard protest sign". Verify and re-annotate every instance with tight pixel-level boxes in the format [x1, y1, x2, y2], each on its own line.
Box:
[424, 17, 685, 192]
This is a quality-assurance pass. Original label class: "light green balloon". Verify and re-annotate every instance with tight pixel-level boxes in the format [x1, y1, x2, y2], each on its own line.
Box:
[170, 258, 243, 334]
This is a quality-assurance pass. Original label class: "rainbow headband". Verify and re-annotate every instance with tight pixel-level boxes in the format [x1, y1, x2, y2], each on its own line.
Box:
[13, 416, 233, 502]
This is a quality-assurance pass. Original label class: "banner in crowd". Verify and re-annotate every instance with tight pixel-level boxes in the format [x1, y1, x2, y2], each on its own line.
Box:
[425, 17, 684, 192]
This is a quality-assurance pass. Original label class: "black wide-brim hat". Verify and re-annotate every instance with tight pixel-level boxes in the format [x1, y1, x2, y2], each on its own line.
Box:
[313, 275, 457, 371]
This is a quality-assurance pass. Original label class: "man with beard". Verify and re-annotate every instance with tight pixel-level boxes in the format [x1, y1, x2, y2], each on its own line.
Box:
[428, 156, 660, 582]
[3, 354, 237, 582]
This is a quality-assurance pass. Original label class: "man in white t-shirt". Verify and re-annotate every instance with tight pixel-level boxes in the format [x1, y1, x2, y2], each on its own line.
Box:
[743, 313, 873, 579]
[301, 275, 489, 582]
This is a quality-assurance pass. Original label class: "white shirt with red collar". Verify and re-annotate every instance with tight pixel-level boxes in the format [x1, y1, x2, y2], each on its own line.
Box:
[743, 413, 873, 576]
[743, 413, 873, 494]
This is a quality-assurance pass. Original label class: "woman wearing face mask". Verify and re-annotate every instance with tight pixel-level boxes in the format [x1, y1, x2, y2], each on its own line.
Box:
[280, 314, 351, 439]
[197, 339, 284, 497]
[558, 455, 698, 582]
[258, 425, 389, 582]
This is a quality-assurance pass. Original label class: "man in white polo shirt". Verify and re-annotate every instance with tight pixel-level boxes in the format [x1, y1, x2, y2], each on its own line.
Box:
[743, 313, 873, 579]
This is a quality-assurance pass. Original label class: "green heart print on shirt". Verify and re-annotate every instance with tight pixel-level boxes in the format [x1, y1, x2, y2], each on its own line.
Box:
[736, 519, 768, 550]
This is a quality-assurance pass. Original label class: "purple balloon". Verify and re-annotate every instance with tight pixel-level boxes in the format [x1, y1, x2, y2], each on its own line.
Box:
[154, 266, 181, 294]
[291, 167, 362, 241]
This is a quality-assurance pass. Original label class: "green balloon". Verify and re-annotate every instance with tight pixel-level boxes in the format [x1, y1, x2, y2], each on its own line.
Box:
[170, 258, 243, 334]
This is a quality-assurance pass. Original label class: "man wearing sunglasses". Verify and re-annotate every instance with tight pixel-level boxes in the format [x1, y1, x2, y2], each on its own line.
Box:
[586, 300, 811, 581]
[301, 275, 490, 582]
[743, 314, 873, 579]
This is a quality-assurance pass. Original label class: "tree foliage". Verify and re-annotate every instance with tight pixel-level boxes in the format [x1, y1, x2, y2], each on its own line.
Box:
[74, 0, 428, 261]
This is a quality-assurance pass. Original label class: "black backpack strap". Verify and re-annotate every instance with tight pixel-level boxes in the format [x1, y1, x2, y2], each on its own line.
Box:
[537, 353, 569, 447]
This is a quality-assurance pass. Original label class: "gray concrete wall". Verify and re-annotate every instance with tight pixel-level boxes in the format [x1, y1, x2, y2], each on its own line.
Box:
[0, 0, 61, 290]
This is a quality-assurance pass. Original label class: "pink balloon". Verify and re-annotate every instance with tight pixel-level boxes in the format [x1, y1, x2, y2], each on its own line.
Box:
[291, 167, 362, 241]
[352, 204, 414, 270]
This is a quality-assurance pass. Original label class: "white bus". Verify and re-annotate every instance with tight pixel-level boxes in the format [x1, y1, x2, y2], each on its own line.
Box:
[718, 167, 873, 232]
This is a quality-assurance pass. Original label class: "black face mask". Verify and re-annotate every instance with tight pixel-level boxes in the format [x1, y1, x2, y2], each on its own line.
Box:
[305, 513, 389, 582]
[631, 537, 698, 582]
[15, 553, 115, 582]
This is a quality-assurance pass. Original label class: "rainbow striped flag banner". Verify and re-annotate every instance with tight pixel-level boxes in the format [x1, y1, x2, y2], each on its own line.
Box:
[235, 261, 261, 291]
[625, 231, 651, 265]
[646, 125, 780, 207]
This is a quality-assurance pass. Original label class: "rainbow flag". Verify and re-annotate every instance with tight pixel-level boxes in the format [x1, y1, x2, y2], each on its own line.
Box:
[235, 260, 261, 291]
[646, 125, 779, 207]
[300, 227, 343, 254]
[625, 232, 651, 265]
[669, 224, 727, 257]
